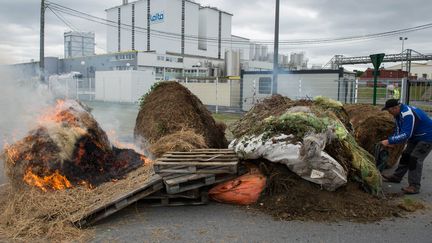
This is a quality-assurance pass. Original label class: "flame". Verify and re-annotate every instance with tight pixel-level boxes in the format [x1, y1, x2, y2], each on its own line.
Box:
[140, 155, 152, 165]
[78, 180, 95, 190]
[23, 168, 72, 192]
[37, 99, 79, 126]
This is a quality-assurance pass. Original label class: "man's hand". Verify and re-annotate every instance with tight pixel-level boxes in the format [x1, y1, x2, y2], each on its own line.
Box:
[381, 139, 394, 147]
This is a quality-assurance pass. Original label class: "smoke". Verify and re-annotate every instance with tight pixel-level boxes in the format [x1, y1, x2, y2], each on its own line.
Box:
[0, 67, 56, 184]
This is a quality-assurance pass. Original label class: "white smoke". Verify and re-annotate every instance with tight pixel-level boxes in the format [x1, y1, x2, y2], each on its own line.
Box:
[0, 67, 56, 184]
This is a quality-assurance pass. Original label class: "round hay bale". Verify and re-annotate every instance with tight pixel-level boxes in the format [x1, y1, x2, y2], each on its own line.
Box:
[149, 129, 208, 158]
[134, 82, 227, 154]
[2, 100, 143, 190]
[344, 104, 404, 167]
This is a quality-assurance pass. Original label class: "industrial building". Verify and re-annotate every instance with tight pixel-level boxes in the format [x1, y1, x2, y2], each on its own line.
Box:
[107, 0, 232, 59]
[10, 0, 324, 110]
[64, 31, 95, 58]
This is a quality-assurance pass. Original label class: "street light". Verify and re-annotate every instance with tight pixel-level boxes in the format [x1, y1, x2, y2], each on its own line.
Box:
[399, 37, 408, 71]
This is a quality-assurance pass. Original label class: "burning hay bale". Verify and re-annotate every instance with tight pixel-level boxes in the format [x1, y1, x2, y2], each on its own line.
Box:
[0, 99, 154, 241]
[3, 100, 144, 190]
[134, 82, 228, 157]
[344, 104, 404, 167]
[230, 96, 382, 194]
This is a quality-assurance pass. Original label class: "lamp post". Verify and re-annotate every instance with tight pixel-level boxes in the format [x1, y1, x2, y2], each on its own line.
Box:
[80, 61, 87, 100]
[399, 37, 408, 71]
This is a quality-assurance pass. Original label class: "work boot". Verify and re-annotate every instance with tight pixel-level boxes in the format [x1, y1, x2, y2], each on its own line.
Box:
[382, 174, 401, 183]
[401, 186, 420, 194]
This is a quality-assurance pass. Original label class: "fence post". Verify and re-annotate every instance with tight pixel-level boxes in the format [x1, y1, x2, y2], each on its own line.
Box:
[215, 76, 219, 114]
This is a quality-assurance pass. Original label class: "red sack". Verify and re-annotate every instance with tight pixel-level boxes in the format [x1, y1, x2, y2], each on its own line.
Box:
[209, 169, 266, 205]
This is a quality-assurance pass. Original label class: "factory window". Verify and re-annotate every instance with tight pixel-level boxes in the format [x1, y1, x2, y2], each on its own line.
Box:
[258, 77, 272, 94]
[177, 58, 183, 63]
[157, 56, 164, 61]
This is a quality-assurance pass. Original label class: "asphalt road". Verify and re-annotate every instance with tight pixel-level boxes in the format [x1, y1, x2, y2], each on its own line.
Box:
[1, 101, 431, 242]
[91, 153, 432, 243]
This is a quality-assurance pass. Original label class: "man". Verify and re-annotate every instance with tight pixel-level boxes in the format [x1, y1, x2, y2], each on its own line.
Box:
[381, 99, 432, 194]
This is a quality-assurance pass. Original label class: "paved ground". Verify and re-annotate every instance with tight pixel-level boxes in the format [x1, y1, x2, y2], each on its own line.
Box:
[1, 101, 431, 242]
[91, 155, 432, 243]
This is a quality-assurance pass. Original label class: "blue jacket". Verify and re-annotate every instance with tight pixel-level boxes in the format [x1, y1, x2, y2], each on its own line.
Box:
[388, 104, 432, 144]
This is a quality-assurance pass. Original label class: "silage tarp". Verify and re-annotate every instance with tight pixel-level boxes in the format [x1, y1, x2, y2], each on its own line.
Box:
[229, 133, 348, 191]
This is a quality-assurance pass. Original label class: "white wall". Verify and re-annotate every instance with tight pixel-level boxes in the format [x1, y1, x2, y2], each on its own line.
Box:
[120, 4, 133, 51]
[106, 9, 118, 53]
[150, 0, 182, 54]
[95, 70, 156, 103]
[242, 72, 346, 111]
[182, 81, 233, 107]
[230, 35, 250, 61]
[220, 12, 232, 58]
[184, 1, 200, 55]
[134, 1, 148, 51]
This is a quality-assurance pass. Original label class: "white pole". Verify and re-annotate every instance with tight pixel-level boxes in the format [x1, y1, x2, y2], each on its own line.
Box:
[400, 78, 406, 103]
[76, 77, 78, 100]
[298, 79, 302, 99]
[354, 78, 359, 104]
[216, 76, 219, 114]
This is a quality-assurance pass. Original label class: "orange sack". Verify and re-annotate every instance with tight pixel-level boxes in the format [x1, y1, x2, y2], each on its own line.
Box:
[209, 169, 267, 205]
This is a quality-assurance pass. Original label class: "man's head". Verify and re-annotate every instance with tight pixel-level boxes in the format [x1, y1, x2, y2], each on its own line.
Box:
[382, 99, 401, 116]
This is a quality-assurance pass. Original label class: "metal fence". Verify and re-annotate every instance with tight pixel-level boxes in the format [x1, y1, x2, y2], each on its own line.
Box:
[407, 80, 432, 115]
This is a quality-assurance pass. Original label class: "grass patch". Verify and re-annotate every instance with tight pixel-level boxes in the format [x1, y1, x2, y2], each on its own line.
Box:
[397, 197, 425, 212]
[212, 113, 242, 124]
[212, 113, 243, 142]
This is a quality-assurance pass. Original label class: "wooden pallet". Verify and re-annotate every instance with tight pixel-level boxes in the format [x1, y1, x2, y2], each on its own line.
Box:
[73, 174, 163, 227]
[141, 191, 209, 207]
[163, 173, 237, 194]
[154, 149, 238, 174]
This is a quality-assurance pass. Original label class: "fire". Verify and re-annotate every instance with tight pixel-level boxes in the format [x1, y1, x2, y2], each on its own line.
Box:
[140, 155, 152, 165]
[37, 99, 79, 126]
[23, 168, 72, 192]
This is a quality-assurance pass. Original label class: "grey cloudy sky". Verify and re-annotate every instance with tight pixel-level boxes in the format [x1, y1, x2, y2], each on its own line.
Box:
[0, 0, 431, 69]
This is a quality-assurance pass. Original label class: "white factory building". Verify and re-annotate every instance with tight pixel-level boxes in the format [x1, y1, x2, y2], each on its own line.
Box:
[104, 0, 284, 77]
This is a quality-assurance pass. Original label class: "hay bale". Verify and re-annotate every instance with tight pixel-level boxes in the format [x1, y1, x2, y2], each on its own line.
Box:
[231, 95, 313, 138]
[231, 96, 382, 194]
[134, 82, 227, 156]
[2, 100, 143, 190]
[344, 104, 404, 167]
[149, 129, 208, 158]
[0, 165, 153, 242]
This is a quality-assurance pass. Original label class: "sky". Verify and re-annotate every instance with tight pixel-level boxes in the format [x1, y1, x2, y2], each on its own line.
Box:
[0, 0, 431, 70]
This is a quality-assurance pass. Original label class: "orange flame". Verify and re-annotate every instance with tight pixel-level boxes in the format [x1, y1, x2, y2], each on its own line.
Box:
[140, 155, 152, 166]
[23, 168, 72, 192]
[37, 99, 79, 126]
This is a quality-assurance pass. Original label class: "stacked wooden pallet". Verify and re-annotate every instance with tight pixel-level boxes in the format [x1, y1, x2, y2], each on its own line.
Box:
[71, 149, 240, 227]
[151, 149, 240, 205]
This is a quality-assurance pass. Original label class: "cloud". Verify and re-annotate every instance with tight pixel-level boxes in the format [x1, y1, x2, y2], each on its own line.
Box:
[0, 0, 431, 68]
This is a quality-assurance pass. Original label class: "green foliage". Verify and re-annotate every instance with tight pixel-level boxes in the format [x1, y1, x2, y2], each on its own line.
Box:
[314, 96, 343, 110]
[261, 106, 382, 195]
[138, 82, 162, 108]
[263, 112, 329, 139]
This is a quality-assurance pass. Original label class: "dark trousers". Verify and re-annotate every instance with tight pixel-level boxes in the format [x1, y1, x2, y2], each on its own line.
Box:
[393, 141, 432, 189]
